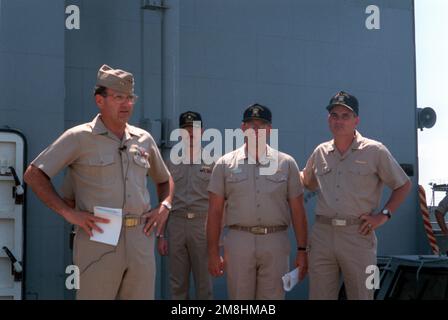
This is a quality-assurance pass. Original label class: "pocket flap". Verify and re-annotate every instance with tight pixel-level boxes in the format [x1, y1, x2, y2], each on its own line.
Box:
[133, 154, 150, 169]
[348, 164, 372, 176]
[88, 154, 115, 166]
[316, 164, 331, 175]
[265, 172, 287, 182]
[226, 172, 248, 183]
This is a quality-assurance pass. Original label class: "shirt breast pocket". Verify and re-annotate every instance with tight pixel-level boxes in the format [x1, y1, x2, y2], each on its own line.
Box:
[263, 172, 288, 194]
[195, 170, 211, 191]
[197, 169, 211, 182]
[133, 154, 150, 170]
[77, 154, 117, 185]
[348, 164, 377, 190]
[314, 164, 333, 190]
[169, 165, 184, 182]
[316, 164, 331, 176]
[225, 171, 248, 196]
[130, 153, 151, 191]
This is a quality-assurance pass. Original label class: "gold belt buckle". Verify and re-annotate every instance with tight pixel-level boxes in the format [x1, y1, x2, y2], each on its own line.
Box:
[124, 217, 138, 227]
[186, 213, 195, 219]
[331, 219, 347, 227]
[250, 226, 267, 235]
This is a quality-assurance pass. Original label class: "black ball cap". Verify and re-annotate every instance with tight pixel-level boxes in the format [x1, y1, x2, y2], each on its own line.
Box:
[326, 91, 359, 116]
[243, 103, 272, 124]
[179, 111, 202, 128]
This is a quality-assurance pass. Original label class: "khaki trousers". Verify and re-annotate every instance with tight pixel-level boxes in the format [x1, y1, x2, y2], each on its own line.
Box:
[309, 221, 377, 300]
[73, 225, 155, 300]
[224, 229, 290, 300]
[167, 215, 212, 300]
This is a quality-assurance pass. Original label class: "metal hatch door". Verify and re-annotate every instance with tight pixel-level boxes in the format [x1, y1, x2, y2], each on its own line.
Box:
[0, 129, 25, 300]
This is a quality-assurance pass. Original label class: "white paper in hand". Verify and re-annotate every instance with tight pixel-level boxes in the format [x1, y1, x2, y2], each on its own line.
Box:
[90, 206, 122, 246]
[282, 267, 300, 292]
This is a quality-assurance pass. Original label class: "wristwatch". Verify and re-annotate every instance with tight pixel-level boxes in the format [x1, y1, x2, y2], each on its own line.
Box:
[381, 208, 392, 220]
[161, 200, 172, 211]
[297, 246, 309, 252]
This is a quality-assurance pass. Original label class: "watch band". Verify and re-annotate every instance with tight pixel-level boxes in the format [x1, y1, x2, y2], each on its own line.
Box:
[161, 200, 172, 211]
[382, 208, 392, 219]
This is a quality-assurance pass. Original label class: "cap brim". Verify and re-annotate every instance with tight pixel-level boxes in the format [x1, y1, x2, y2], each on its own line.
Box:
[180, 123, 202, 128]
[242, 116, 271, 124]
[326, 103, 356, 114]
[96, 81, 133, 95]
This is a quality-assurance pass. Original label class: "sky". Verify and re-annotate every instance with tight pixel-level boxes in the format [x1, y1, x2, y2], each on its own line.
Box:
[415, 0, 448, 204]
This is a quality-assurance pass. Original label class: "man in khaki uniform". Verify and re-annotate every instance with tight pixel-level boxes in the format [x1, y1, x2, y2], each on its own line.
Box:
[301, 91, 411, 300]
[157, 111, 213, 299]
[24, 64, 174, 300]
[435, 194, 448, 235]
[207, 103, 309, 300]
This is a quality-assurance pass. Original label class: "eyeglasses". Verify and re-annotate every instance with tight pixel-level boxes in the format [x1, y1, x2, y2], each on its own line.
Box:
[329, 112, 355, 121]
[102, 93, 138, 104]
